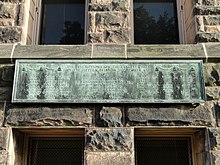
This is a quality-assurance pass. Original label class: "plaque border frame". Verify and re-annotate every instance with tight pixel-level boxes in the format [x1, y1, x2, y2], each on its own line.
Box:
[12, 59, 205, 103]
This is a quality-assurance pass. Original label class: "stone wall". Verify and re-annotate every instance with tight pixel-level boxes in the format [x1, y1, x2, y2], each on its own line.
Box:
[0, 0, 23, 43]
[196, 0, 220, 42]
[1, 0, 220, 165]
[88, 0, 131, 43]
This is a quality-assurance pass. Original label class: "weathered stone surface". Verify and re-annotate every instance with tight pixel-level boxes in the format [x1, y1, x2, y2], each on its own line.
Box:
[0, 128, 9, 150]
[0, 27, 21, 43]
[206, 87, 220, 99]
[13, 45, 92, 59]
[195, 6, 220, 15]
[205, 43, 220, 60]
[0, 18, 14, 26]
[196, 0, 216, 6]
[88, 33, 103, 43]
[0, 3, 16, 19]
[86, 128, 133, 151]
[95, 13, 129, 30]
[197, 33, 220, 42]
[96, 106, 123, 127]
[0, 150, 7, 164]
[85, 152, 134, 165]
[127, 44, 205, 59]
[0, 45, 13, 63]
[6, 106, 93, 126]
[104, 29, 130, 43]
[211, 151, 220, 165]
[0, 65, 14, 86]
[204, 16, 220, 25]
[0, 87, 12, 101]
[126, 102, 215, 126]
[204, 63, 220, 86]
[89, 3, 111, 11]
[92, 44, 125, 58]
[0, 0, 23, 2]
[112, 0, 129, 11]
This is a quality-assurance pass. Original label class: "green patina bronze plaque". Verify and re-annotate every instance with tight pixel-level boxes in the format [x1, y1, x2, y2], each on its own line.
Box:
[12, 60, 205, 103]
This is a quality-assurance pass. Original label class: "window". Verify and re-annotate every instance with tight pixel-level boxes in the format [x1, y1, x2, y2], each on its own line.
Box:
[135, 128, 207, 165]
[28, 0, 86, 45]
[13, 128, 84, 165]
[41, 0, 85, 44]
[135, 137, 192, 165]
[133, 0, 181, 44]
[28, 137, 84, 164]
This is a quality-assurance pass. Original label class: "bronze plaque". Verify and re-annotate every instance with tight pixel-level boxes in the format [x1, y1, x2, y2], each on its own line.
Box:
[12, 60, 205, 103]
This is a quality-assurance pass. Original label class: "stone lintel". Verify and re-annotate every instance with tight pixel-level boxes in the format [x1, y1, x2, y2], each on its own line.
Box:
[6, 106, 93, 127]
[84, 152, 134, 165]
[3, 43, 220, 62]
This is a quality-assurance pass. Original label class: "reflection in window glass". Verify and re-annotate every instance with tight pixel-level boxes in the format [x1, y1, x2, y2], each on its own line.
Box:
[134, 0, 179, 44]
[41, 0, 85, 45]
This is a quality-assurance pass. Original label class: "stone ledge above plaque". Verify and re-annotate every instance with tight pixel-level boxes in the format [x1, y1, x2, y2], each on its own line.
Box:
[12, 60, 205, 103]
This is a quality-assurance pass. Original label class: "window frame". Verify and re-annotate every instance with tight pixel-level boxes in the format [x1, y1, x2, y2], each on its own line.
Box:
[31, 0, 88, 45]
[135, 128, 207, 165]
[132, 0, 186, 44]
[13, 128, 85, 165]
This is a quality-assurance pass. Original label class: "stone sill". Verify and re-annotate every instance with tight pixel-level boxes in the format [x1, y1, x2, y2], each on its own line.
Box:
[0, 43, 220, 63]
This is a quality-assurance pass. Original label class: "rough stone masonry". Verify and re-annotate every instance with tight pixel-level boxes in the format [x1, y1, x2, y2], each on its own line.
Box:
[0, 0, 220, 165]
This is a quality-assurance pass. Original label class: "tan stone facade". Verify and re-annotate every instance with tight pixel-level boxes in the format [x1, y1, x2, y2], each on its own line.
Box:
[1, 0, 220, 164]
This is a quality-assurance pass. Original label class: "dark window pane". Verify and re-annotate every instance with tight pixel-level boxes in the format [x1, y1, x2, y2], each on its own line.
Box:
[135, 137, 192, 165]
[41, 0, 85, 45]
[28, 138, 84, 165]
[134, 0, 179, 44]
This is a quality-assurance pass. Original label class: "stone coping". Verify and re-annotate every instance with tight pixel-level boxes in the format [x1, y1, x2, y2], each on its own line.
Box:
[0, 43, 220, 63]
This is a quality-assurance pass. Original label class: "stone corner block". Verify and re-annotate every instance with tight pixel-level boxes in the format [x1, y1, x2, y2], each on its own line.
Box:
[95, 106, 123, 127]
[85, 128, 134, 151]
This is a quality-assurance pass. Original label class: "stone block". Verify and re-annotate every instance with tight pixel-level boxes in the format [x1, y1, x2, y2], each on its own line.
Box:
[195, 6, 220, 15]
[205, 26, 220, 33]
[196, 33, 220, 42]
[0, 3, 16, 19]
[13, 45, 92, 59]
[6, 106, 93, 126]
[204, 63, 220, 86]
[88, 33, 103, 43]
[0, 128, 9, 151]
[104, 29, 130, 43]
[0, 27, 22, 43]
[205, 43, 220, 60]
[95, 13, 129, 30]
[206, 87, 220, 99]
[211, 150, 220, 165]
[89, 3, 111, 11]
[85, 128, 133, 151]
[0, 45, 13, 63]
[112, 0, 129, 11]
[127, 44, 204, 59]
[92, 44, 125, 58]
[0, 19, 14, 26]
[204, 16, 220, 25]
[85, 152, 134, 165]
[0, 150, 7, 165]
[95, 106, 123, 127]
[126, 101, 215, 126]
